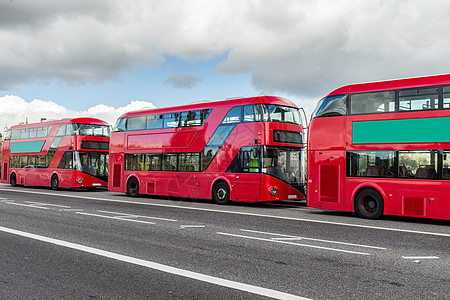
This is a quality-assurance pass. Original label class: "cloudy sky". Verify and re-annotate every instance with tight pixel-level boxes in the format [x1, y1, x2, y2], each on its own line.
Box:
[1, 0, 450, 129]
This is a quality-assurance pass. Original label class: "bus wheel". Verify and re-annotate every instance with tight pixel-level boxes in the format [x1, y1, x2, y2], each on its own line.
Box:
[127, 178, 139, 197]
[354, 189, 384, 219]
[51, 175, 59, 190]
[10, 173, 17, 187]
[212, 182, 230, 205]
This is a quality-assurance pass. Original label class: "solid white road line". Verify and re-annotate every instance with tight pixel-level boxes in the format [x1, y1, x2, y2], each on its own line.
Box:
[402, 256, 440, 260]
[4, 202, 51, 209]
[96, 210, 177, 222]
[25, 201, 72, 208]
[217, 232, 371, 256]
[180, 225, 206, 229]
[0, 225, 310, 300]
[75, 212, 156, 225]
[241, 229, 387, 250]
[1, 188, 449, 237]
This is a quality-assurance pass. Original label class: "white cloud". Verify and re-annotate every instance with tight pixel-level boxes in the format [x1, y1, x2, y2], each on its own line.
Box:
[0, 95, 155, 132]
[1, 0, 450, 100]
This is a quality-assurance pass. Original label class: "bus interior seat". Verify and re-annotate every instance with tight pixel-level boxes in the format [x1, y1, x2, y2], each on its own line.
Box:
[365, 165, 385, 177]
[398, 165, 408, 177]
[443, 168, 450, 179]
[415, 166, 437, 179]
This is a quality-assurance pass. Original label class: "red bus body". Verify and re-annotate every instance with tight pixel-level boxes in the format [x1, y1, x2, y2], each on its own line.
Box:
[308, 74, 450, 220]
[1, 118, 110, 189]
[109, 96, 305, 203]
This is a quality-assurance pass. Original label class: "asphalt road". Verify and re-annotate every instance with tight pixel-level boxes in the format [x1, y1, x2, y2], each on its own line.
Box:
[0, 184, 449, 299]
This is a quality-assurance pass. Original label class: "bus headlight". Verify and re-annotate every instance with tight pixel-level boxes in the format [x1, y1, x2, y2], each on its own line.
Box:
[269, 186, 278, 196]
[77, 178, 83, 184]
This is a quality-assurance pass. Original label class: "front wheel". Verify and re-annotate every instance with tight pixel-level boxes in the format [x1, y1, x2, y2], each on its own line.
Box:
[51, 175, 59, 190]
[354, 189, 384, 219]
[212, 182, 230, 205]
[127, 178, 139, 197]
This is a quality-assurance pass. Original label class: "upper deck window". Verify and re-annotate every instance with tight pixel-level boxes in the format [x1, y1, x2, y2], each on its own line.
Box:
[8, 126, 51, 140]
[399, 87, 438, 111]
[350, 91, 395, 114]
[147, 114, 163, 129]
[222, 107, 241, 124]
[127, 116, 147, 131]
[442, 86, 450, 109]
[312, 95, 347, 118]
[164, 113, 180, 128]
[119, 109, 212, 132]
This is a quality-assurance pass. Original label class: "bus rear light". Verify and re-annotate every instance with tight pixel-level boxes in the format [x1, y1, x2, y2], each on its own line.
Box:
[77, 178, 83, 184]
[269, 186, 278, 196]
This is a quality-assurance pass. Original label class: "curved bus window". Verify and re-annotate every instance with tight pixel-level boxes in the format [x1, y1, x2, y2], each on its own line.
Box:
[312, 94, 347, 118]
[114, 118, 126, 132]
[350, 91, 395, 114]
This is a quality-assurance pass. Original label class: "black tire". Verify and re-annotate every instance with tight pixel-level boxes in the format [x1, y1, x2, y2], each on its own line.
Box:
[212, 182, 230, 205]
[127, 177, 139, 197]
[10, 173, 17, 187]
[51, 175, 59, 190]
[354, 189, 384, 219]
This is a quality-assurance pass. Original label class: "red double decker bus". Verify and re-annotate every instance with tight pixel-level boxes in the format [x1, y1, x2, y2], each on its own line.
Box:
[109, 96, 305, 204]
[1, 118, 110, 189]
[308, 74, 450, 220]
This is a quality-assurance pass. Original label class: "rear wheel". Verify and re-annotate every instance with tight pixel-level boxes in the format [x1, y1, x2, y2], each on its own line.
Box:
[10, 173, 17, 187]
[354, 189, 384, 219]
[51, 175, 59, 190]
[127, 177, 139, 197]
[212, 182, 230, 205]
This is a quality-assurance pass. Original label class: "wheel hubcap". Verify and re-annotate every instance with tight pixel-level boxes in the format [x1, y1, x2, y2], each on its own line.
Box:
[217, 188, 226, 200]
[362, 196, 377, 214]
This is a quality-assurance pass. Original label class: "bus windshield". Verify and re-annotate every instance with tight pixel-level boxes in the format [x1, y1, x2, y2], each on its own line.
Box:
[265, 105, 302, 125]
[74, 124, 110, 137]
[262, 146, 301, 185]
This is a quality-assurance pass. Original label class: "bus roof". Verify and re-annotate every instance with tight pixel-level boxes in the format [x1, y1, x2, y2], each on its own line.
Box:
[119, 96, 298, 119]
[8, 117, 109, 130]
[327, 74, 450, 97]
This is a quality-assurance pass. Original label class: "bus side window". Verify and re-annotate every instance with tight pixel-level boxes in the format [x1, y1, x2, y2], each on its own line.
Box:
[243, 105, 255, 122]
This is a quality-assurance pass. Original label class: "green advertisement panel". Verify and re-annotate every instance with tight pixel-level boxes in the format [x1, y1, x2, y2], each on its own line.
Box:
[352, 117, 450, 144]
[11, 140, 45, 153]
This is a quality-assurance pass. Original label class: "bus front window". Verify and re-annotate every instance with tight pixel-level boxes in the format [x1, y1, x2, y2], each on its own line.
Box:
[262, 146, 301, 185]
[73, 151, 109, 180]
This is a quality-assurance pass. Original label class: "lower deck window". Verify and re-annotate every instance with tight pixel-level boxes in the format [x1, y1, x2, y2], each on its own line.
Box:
[347, 150, 443, 179]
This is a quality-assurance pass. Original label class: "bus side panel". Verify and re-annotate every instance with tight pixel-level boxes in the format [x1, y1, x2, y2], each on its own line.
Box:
[440, 190, 450, 220]
[308, 117, 346, 151]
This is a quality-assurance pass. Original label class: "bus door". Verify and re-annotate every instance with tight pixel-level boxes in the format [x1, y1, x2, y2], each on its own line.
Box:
[312, 150, 345, 211]
[230, 146, 261, 202]
[110, 131, 126, 190]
